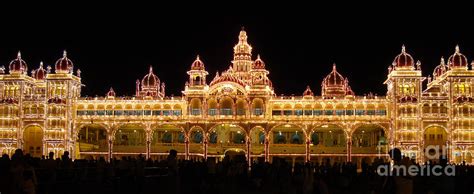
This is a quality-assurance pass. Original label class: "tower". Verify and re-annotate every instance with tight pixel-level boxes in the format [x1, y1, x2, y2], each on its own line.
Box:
[187, 55, 208, 88]
[183, 55, 209, 116]
[46, 50, 82, 157]
[232, 27, 253, 83]
[427, 45, 474, 163]
[384, 45, 424, 161]
[0, 52, 34, 155]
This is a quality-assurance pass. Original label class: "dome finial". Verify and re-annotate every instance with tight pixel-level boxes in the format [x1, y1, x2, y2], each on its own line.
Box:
[149, 66, 153, 74]
[63, 50, 67, 58]
[455, 45, 460, 53]
[196, 54, 200, 61]
[401, 44, 406, 53]
[441, 56, 445, 65]
[332, 63, 337, 71]
[17, 51, 21, 59]
[40, 61, 43, 68]
[257, 54, 261, 59]
[239, 27, 247, 42]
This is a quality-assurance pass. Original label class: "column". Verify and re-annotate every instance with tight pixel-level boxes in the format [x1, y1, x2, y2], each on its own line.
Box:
[347, 139, 352, 162]
[246, 136, 251, 168]
[264, 136, 269, 162]
[203, 140, 208, 160]
[305, 140, 310, 163]
[146, 140, 151, 160]
[108, 139, 113, 162]
[185, 137, 190, 160]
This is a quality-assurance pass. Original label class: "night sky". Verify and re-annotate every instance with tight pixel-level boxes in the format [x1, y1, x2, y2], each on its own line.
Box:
[1, 5, 473, 97]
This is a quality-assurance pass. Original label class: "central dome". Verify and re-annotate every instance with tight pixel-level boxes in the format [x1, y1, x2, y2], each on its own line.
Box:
[141, 66, 160, 89]
[321, 64, 352, 98]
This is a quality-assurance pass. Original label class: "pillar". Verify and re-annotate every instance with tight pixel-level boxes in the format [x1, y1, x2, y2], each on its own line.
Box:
[305, 140, 310, 162]
[108, 139, 113, 162]
[246, 137, 251, 168]
[264, 137, 269, 162]
[185, 137, 190, 160]
[146, 140, 151, 160]
[347, 139, 352, 162]
[203, 141, 208, 160]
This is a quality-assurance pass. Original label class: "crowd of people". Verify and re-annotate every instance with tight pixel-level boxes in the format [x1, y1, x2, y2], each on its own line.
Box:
[0, 148, 473, 194]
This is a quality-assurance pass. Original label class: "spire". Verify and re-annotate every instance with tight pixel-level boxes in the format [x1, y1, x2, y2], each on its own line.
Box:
[455, 45, 460, 53]
[401, 44, 406, 53]
[17, 51, 21, 59]
[39, 61, 43, 68]
[63, 50, 67, 58]
[239, 27, 248, 43]
[303, 85, 314, 96]
[257, 54, 261, 60]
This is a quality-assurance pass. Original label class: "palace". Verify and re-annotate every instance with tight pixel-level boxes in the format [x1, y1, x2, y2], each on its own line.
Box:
[1, 29, 473, 166]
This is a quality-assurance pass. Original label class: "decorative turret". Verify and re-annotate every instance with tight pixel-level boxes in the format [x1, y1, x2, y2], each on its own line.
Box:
[433, 57, 448, 79]
[55, 50, 74, 74]
[187, 55, 208, 87]
[303, 86, 314, 96]
[32, 62, 47, 80]
[253, 54, 265, 69]
[106, 87, 116, 99]
[250, 54, 271, 87]
[9, 51, 28, 74]
[392, 45, 415, 70]
[448, 45, 468, 69]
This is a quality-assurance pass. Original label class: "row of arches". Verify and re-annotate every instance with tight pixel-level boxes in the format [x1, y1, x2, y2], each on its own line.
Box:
[272, 103, 387, 110]
[77, 103, 183, 110]
[75, 123, 389, 160]
[189, 97, 264, 116]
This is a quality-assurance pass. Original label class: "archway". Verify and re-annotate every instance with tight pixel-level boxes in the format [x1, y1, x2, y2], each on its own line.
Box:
[309, 124, 347, 164]
[219, 96, 234, 116]
[189, 98, 202, 115]
[77, 124, 108, 159]
[424, 126, 447, 162]
[249, 126, 265, 161]
[251, 98, 264, 116]
[113, 124, 146, 158]
[151, 124, 185, 160]
[224, 148, 246, 163]
[270, 124, 305, 163]
[207, 124, 246, 158]
[351, 124, 388, 163]
[188, 126, 204, 160]
[23, 125, 43, 157]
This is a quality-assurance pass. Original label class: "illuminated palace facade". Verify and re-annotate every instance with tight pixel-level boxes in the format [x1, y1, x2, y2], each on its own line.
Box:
[1, 29, 474, 165]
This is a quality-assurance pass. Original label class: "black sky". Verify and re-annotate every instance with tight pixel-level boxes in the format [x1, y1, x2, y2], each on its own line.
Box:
[0, 5, 473, 97]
